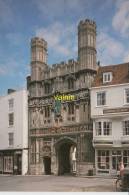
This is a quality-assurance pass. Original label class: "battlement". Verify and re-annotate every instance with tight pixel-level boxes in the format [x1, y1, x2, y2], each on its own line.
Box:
[51, 62, 66, 69]
[30, 18, 97, 81]
[31, 37, 47, 49]
[51, 59, 76, 69]
[43, 59, 78, 79]
[78, 19, 96, 29]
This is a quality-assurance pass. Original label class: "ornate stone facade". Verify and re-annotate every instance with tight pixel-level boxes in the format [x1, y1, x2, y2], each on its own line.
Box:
[27, 19, 97, 175]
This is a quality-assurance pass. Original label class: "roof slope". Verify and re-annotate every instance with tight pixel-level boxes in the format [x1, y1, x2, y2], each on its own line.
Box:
[92, 62, 129, 87]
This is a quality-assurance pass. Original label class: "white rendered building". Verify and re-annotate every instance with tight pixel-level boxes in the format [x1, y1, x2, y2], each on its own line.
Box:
[91, 63, 129, 175]
[0, 89, 28, 175]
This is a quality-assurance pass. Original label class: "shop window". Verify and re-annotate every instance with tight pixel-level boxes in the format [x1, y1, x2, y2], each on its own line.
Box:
[97, 150, 109, 169]
[112, 150, 122, 171]
[123, 150, 129, 168]
[3, 156, 13, 173]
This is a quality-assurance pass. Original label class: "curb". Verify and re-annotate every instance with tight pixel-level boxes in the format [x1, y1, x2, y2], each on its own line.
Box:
[0, 174, 117, 179]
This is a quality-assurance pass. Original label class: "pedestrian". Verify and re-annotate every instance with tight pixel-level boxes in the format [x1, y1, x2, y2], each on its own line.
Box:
[119, 161, 124, 178]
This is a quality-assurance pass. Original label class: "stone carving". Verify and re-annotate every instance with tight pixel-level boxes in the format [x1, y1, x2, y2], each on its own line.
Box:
[39, 108, 44, 127]
[42, 146, 51, 157]
[31, 108, 40, 128]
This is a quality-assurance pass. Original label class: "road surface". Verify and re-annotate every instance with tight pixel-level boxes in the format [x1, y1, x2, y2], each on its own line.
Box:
[0, 175, 116, 191]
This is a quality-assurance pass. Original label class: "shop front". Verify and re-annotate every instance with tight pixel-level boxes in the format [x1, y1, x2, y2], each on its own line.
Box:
[95, 149, 129, 175]
[0, 150, 22, 175]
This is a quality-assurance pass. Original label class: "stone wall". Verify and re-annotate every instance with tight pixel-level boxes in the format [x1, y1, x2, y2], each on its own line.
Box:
[29, 164, 44, 175]
[76, 162, 94, 175]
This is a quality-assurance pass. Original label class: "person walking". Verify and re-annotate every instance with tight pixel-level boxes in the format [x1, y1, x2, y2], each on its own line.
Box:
[119, 161, 124, 178]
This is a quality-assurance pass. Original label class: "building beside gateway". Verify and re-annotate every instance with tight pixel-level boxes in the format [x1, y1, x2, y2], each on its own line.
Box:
[91, 63, 129, 175]
[0, 89, 28, 175]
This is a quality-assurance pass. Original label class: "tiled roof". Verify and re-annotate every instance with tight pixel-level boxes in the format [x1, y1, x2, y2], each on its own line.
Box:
[92, 62, 129, 87]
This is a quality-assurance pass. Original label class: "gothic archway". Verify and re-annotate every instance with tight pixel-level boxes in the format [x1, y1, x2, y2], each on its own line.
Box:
[55, 137, 77, 175]
[43, 156, 51, 175]
[42, 146, 51, 175]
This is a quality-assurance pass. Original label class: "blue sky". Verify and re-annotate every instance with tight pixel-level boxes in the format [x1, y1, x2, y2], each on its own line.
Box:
[0, 0, 129, 95]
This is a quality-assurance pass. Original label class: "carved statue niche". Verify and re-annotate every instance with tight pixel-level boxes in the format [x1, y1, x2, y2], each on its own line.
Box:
[31, 107, 40, 128]
[39, 107, 44, 127]
[30, 109, 35, 128]
[31, 109, 35, 128]
[63, 103, 67, 111]
[42, 146, 51, 157]
[35, 107, 40, 126]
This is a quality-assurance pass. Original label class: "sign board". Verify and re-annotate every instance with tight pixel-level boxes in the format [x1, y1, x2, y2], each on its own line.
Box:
[103, 107, 129, 114]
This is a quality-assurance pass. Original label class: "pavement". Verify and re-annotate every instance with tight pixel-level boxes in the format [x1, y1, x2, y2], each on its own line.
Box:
[0, 175, 116, 191]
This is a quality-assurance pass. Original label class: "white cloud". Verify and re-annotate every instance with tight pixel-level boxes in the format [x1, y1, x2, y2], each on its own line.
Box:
[123, 52, 129, 62]
[36, 23, 129, 65]
[36, 22, 77, 59]
[0, 58, 28, 77]
[97, 31, 125, 65]
[112, 0, 129, 37]
[33, 0, 88, 21]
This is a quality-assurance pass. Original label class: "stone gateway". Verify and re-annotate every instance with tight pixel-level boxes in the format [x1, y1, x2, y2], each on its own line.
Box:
[27, 19, 97, 175]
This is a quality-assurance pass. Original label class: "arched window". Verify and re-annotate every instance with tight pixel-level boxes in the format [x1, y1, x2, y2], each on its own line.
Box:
[68, 78, 74, 90]
[68, 103, 74, 115]
[44, 83, 50, 94]
[44, 106, 50, 118]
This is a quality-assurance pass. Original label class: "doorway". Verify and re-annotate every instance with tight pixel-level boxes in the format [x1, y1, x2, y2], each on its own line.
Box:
[43, 156, 51, 175]
[112, 150, 122, 172]
[17, 154, 22, 175]
[58, 142, 76, 175]
[58, 143, 71, 175]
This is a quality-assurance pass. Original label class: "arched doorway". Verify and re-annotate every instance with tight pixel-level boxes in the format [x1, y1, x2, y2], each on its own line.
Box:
[55, 137, 77, 175]
[43, 156, 51, 175]
[42, 146, 51, 175]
